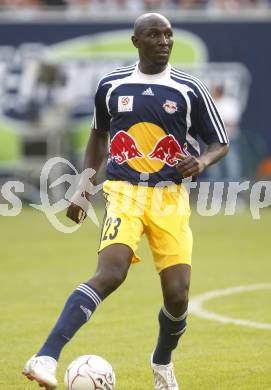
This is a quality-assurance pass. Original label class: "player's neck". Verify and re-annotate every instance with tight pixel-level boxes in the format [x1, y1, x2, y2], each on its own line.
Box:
[138, 62, 168, 75]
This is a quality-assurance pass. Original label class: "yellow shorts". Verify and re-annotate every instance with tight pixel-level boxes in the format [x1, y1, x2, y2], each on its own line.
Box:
[98, 180, 193, 273]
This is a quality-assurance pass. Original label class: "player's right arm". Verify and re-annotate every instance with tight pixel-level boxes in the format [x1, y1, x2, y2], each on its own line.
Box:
[67, 79, 111, 224]
[66, 128, 109, 224]
[83, 128, 109, 177]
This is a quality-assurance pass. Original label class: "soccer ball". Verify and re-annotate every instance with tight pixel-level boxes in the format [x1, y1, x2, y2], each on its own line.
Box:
[64, 355, 116, 390]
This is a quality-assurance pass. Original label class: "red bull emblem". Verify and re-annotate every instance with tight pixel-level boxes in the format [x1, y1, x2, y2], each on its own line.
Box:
[148, 135, 189, 167]
[163, 100, 178, 114]
[110, 130, 143, 165]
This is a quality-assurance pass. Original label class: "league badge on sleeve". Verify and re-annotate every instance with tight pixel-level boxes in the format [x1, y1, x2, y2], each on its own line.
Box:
[118, 96, 134, 112]
[163, 100, 178, 114]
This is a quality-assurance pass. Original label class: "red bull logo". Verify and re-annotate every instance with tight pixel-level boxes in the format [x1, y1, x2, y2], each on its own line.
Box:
[148, 135, 189, 167]
[110, 130, 143, 165]
[110, 124, 190, 172]
[163, 100, 178, 114]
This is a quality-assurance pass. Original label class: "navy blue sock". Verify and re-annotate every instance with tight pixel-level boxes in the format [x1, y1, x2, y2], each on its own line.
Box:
[37, 283, 102, 360]
[152, 307, 187, 365]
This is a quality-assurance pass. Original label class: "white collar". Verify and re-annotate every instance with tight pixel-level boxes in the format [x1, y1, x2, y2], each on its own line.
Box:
[135, 63, 171, 81]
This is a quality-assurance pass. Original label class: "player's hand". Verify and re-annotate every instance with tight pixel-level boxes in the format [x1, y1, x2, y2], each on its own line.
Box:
[66, 191, 90, 224]
[66, 203, 87, 224]
[175, 153, 206, 178]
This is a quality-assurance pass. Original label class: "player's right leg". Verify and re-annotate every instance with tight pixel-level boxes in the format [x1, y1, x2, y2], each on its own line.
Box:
[23, 244, 133, 389]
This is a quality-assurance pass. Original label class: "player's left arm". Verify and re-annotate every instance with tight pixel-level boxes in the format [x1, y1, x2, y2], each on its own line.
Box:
[177, 80, 230, 178]
[176, 142, 229, 178]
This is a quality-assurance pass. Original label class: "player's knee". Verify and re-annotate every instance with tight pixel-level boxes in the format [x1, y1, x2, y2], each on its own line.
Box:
[89, 266, 128, 298]
[88, 247, 131, 298]
[164, 284, 189, 316]
[107, 267, 128, 291]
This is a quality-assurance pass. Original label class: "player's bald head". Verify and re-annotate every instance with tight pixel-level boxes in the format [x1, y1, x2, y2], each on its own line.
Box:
[132, 13, 173, 74]
[134, 13, 171, 36]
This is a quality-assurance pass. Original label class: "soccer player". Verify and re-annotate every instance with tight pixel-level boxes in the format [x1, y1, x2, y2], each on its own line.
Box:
[23, 13, 229, 390]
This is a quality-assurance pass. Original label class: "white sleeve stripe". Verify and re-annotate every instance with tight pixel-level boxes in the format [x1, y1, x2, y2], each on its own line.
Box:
[172, 70, 227, 143]
[106, 67, 136, 77]
[171, 70, 228, 143]
[95, 66, 135, 89]
[193, 75, 227, 138]
[115, 64, 136, 70]
[106, 70, 133, 78]
[107, 70, 135, 77]
[113, 65, 136, 72]
[98, 71, 135, 88]
[171, 72, 223, 143]
[92, 107, 97, 129]
[171, 69, 225, 127]
[172, 70, 229, 143]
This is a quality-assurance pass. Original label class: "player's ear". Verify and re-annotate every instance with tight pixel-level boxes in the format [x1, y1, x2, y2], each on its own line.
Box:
[131, 35, 139, 49]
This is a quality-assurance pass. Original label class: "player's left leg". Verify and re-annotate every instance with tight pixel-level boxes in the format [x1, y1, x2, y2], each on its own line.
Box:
[153, 264, 191, 365]
[148, 184, 192, 388]
[151, 264, 190, 390]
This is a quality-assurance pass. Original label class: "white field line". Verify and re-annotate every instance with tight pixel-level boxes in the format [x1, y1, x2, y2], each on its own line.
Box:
[189, 284, 271, 330]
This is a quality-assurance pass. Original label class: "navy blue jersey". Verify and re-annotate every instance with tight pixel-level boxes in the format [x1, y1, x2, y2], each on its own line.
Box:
[93, 63, 228, 186]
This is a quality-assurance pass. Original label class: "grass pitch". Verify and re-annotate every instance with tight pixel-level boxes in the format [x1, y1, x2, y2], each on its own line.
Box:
[0, 207, 270, 390]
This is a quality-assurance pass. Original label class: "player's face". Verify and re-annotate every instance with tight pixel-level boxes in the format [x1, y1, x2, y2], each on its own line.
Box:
[133, 19, 174, 73]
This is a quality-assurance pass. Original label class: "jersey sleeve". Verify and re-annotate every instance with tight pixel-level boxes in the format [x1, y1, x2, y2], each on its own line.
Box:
[192, 82, 229, 145]
[92, 82, 111, 132]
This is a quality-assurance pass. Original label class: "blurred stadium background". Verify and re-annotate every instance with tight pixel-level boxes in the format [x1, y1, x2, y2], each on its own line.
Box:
[0, 3, 271, 390]
[0, 1, 271, 197]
